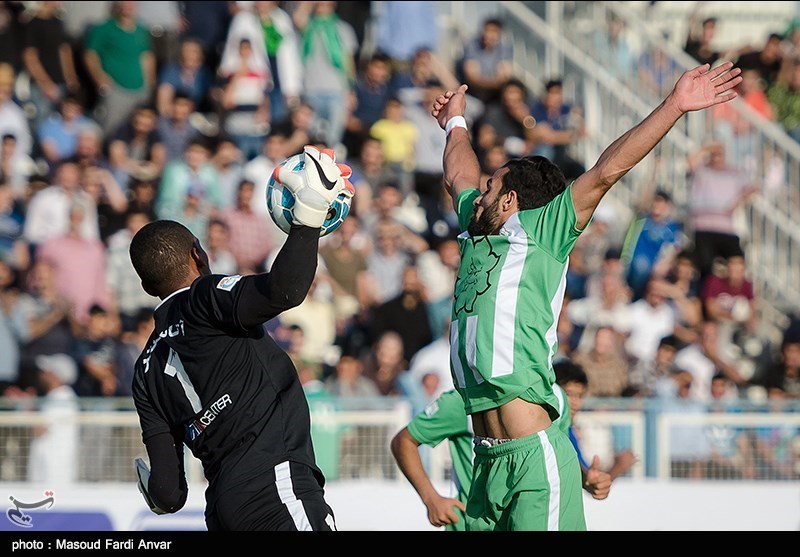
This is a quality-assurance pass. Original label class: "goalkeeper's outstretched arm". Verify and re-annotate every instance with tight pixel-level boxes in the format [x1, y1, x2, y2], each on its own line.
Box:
[233, 225, 320, 329]
[231, 146, 355, 329]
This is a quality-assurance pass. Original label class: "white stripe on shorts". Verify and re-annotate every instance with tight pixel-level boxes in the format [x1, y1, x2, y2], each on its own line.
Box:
[537, 430, 561, 531]
[274, 461, 313, 531]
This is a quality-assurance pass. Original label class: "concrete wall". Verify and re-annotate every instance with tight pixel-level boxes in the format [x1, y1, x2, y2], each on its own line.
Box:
[1, 480, 798, 531]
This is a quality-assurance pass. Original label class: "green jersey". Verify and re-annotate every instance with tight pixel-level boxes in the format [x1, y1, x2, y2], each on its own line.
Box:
[406, 386, 571, 531]
[451, 184, 582, 419]
[407, 390, 472, 531]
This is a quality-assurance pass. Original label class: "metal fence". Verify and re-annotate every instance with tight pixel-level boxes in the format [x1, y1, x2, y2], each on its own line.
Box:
[1, 396, 799, 485]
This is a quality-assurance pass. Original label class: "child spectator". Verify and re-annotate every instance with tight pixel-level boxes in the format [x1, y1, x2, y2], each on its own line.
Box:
[369, 97, 419, 193]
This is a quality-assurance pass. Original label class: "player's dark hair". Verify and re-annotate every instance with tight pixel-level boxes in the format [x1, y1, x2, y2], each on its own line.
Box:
[500, 155, 567, 211]
[553, 360, 589, 388]
[130, 220, 195, 298]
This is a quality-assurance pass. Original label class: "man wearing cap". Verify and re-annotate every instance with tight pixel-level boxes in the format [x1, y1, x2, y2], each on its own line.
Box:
[28, 354, 79, 484]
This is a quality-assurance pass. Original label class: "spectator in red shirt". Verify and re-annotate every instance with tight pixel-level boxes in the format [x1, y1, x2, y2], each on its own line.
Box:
[701, 252, 757, 336]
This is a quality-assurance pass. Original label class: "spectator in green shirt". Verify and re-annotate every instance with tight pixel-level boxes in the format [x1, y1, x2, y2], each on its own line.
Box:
[83, 1, 155, 134]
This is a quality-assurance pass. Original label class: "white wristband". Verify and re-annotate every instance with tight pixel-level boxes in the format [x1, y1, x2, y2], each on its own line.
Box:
[445, 116, 468, 135]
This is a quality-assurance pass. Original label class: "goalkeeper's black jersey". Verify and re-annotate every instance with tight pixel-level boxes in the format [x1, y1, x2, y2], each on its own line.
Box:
[132, 270, 323, 506]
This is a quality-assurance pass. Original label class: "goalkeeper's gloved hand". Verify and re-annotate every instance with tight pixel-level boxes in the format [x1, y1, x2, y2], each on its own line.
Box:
[275, 145, 355, 229]
[135, 457, 168, 515]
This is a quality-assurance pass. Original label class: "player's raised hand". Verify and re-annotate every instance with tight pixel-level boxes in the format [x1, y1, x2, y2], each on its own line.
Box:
[670, 61, 742, 114]
[432, 84, 469, 130]
[583, 455, 612, 500]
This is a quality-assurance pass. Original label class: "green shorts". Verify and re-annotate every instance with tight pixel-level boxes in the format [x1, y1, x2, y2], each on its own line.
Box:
[465, 422, 586, 531]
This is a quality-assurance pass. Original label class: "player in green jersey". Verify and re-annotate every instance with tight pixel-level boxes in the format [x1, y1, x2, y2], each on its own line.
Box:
[430, 61, 741, 531]
[391, 384, 612, 530]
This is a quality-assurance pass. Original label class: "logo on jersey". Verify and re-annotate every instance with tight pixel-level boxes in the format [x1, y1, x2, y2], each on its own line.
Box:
[423, 399, 440, 418]
[142, 320, 185, 373]
[216, 275, 243, 292]
[185, 393, 233, 441]
[453, 236, 501, 315]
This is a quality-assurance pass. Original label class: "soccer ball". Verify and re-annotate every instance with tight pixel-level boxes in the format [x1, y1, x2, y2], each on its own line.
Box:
[266, 153, 353, 237]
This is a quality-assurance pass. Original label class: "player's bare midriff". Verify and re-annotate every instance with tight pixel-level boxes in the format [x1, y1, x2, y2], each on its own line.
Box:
[471, 397, 552, 439]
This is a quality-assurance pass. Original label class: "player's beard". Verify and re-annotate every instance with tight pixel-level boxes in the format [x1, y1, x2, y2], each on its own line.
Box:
[468, 196, 503, 236]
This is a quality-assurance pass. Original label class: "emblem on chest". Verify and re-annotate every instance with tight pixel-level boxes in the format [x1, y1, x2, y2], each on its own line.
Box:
[454, 236, 501, 315]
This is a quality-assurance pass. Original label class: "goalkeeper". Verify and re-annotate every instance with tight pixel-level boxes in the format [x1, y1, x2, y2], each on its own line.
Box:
[129, 146, 351, 531]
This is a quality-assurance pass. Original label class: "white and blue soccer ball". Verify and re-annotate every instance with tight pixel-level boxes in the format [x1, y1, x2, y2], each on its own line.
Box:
[266, 153, 353, 237]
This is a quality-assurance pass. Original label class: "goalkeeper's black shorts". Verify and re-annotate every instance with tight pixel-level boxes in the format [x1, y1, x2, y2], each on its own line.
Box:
[205, 460, 336, 531]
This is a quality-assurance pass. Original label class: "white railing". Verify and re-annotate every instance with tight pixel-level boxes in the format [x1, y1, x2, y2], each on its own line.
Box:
[574, 410, 647, 479]
[2, 398, 800, 484]
[656, 410, 800, 480]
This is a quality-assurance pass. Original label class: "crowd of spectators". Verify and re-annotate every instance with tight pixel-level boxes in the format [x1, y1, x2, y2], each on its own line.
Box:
[625, 3, 800, 149]
[0, 1, 798, 476]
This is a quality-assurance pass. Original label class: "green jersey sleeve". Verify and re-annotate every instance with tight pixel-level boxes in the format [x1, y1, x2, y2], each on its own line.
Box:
[455, 189, 481, 233]
[517, 182, 583, 262]
[407, 390, 470, 448]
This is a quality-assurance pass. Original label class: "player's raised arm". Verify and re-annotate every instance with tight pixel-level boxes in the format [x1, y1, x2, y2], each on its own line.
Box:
[234, 147, 354, 328]
[432, 84, 482, 207]
[571, 61, 741, 230]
